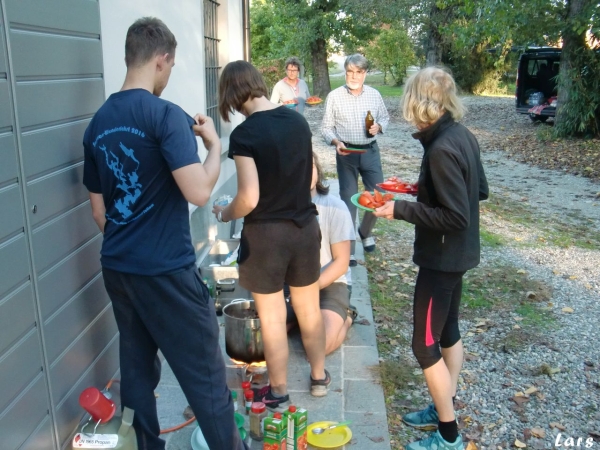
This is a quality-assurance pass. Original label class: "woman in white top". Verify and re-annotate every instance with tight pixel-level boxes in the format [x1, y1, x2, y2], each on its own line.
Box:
[270, 56, 311, 114]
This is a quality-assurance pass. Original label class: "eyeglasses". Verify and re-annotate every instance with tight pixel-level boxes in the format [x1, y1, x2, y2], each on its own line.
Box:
[286, 69, 299, 73]
[346, 70, 366, 77]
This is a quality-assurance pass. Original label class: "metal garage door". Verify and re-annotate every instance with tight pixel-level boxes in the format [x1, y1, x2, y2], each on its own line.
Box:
[0, 1, 119, 448]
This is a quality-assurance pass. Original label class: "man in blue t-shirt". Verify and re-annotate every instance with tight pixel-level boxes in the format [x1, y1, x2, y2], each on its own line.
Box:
[83, 17, 247, 450]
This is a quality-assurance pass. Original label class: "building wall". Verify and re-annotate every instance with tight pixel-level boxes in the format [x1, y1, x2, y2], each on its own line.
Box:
[0, 1, 244, 448]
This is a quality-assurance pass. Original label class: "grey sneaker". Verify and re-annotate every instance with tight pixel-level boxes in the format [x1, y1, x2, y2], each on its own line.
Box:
[406, 431, 464, 450]
[402, 404, 439, 430]
[310, 369, 331, 397]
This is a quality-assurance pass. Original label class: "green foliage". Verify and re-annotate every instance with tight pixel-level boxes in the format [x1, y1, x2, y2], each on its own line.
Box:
[365, 28, 416, 85]
[554, 47, 600, 138]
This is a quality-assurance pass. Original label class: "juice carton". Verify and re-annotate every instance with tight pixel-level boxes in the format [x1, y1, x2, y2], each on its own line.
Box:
[284, 406, 308, 450]
[263, 413, 286, 450]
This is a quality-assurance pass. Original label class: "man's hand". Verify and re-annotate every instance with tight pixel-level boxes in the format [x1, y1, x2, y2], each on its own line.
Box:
[369, 122, 381, 136]
[192, 114, 219, 150]
[373, 200, 395, 219]
[333, 140, 351, 156]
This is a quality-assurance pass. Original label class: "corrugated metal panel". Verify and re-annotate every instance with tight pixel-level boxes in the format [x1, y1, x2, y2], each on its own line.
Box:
[0, 330, 42, 413]
[20, 120, 89, 180]
[0, 374, 49, 450]
[10, 31, 102, 78]
[0, 184, 22, 239]
[0, 283, 35, 357]
[32, 202, 98, 274]
[50, 307, 118, 405]
[27, 164, 88, 227]
[16, 79, 104, 129]
[54, 338, 119, 447]
[37, 236, 102, 321]
[5, 0, 101, 35]
[44, 275, 110, 364]
[19, 418, 54, 450]
[0, 20, 6, 73]
[0, 236, 29, 299]
[0, 80, 11, 128]
[0, 134, 18, 185]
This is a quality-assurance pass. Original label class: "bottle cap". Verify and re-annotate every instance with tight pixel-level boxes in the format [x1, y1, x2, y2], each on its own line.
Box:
[251, 402, 266, 414]
[241, 381, 251, 390]
[244, 390, 254, 400]
[273, 412, 282, 419]
[288, 405, 296, 413]
[79, 387, 116, 423]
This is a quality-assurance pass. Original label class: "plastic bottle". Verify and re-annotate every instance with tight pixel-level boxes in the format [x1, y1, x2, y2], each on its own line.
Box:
[365, 110, 375, 137]
[249, 402, 267, 440]
[244, 390, 254, 415]
[231, 391, 238, 413]
[240, 382, 251, 410]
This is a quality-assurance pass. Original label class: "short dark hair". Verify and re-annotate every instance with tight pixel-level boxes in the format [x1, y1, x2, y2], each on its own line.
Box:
[284, 56, 302, 71]
[125, 17, 177, 67]
[219, 61, 268, 122]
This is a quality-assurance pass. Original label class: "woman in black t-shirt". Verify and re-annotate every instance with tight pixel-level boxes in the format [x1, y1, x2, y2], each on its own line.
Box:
[213, 61, 330, 408]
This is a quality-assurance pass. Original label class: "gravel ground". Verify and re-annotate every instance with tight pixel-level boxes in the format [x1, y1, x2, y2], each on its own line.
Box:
[304, 96, 600, 449]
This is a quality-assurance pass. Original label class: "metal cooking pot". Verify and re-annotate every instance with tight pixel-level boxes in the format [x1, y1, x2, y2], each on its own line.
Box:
[223, 300, 264, 364]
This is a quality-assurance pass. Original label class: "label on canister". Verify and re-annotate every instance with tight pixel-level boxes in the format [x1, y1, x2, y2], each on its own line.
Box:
[72, 433, 118, 448]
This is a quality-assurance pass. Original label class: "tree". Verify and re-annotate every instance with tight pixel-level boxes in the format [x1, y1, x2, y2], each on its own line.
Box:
[249, 0, 389, 97]
[365, 28, 416, 85]
[442, 0, 600, 136]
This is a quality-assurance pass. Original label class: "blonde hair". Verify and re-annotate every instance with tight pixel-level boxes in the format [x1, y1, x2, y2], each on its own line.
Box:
[401, 66, 465, 126]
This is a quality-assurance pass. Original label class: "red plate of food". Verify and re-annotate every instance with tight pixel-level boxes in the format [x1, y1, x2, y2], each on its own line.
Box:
[377, 177, 418, 195]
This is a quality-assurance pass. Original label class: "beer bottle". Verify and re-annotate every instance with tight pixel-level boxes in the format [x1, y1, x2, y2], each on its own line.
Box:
[365, 110, 375, 137]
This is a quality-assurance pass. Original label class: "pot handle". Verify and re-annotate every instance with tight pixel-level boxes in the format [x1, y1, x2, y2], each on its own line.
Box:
[229, 298, 250, 304]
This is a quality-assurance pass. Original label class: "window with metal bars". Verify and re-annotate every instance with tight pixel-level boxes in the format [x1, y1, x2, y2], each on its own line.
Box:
[204, 0, 221, 136]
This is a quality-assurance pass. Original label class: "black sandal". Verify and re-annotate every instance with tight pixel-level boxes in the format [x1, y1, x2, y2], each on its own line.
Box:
[347, 304, 358, 325]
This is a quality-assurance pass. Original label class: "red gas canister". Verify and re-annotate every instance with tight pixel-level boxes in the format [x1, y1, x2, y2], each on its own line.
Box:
[79, 387, 116, 423]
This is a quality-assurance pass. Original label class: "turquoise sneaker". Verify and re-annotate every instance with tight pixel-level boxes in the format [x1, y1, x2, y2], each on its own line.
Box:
[406, 430, 464, 450]
[402, 404, 439, 430]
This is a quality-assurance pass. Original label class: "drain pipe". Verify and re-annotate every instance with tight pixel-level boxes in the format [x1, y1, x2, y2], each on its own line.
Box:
[242, 0, 250, 61]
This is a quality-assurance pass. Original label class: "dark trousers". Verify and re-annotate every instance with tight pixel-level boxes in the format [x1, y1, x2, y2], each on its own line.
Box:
[336, 141, 384, 254]
[102, 266, 247, 450]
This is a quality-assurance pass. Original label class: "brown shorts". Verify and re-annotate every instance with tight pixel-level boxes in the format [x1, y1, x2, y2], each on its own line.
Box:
[238, 219, 320, 294]
[286, 282, 351, 323]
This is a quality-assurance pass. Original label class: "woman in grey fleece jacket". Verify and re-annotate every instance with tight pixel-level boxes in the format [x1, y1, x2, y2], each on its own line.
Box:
[374, 67, 488, 450]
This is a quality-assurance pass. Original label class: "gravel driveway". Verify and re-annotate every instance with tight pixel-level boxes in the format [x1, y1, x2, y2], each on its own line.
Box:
[304, 96, 600, 449]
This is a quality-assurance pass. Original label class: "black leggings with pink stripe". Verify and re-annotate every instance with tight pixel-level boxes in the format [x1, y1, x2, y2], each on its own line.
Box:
[412, 268, 466, 369]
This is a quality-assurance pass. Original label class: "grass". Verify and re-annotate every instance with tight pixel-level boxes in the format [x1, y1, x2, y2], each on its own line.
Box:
[325, 72, 404, 97]
[482, 193, 600, 250]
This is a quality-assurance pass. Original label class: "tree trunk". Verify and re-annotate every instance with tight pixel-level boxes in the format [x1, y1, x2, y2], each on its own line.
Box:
[425, 4, 443, 66]
[311, 37, 331, 98]
[555, 0, 589, 129]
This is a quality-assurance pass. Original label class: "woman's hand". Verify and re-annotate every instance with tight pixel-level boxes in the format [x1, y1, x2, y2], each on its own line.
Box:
[373, 201, 395, 219]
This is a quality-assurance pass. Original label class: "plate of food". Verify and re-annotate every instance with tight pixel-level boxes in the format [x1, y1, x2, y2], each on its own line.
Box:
[305, 95, 323, 106]
[342, 147, 367, 154]
[377, 177, 418, 195]
[282, 100, 298, 109]
[351, 190, 395, 212]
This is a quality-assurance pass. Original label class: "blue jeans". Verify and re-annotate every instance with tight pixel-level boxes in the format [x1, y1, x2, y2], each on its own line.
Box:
[336, 141, 384, 254]
[103, 266, 248, 450]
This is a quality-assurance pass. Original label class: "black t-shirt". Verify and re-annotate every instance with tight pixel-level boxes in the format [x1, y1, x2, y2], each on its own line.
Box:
[83, 89, 200, 275]
[228, 106, 317, 227]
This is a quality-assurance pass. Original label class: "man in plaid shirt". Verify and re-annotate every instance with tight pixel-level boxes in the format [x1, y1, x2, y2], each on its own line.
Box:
[321, 54, 390, 265]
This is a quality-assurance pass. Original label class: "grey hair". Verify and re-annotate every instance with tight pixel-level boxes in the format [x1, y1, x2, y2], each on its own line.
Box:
[344, 54, 368, 71]
[284, 56, 302, 70]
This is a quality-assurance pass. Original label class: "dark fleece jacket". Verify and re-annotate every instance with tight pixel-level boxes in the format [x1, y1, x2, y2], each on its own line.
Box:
[394, 112, 489, 272]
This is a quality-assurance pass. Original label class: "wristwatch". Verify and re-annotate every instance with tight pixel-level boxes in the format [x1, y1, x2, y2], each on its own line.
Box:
[217, 210, 229, 223]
